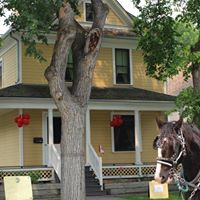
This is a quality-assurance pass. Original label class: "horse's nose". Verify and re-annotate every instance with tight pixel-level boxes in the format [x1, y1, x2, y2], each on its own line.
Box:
[154, 174, 162, 183]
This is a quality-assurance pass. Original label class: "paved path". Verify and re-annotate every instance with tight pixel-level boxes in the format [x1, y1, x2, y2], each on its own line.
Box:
[87, 196, 123, 200]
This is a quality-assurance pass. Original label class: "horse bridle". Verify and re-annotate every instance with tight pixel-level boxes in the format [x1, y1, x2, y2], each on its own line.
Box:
[155, 128, 186, 168]
[155, 127, 200, 199]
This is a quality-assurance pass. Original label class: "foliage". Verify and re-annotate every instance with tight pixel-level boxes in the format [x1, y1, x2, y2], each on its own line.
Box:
[0, 0, 79, 61]
[175, 87, 200, 127]
[133, 0, 200, 81]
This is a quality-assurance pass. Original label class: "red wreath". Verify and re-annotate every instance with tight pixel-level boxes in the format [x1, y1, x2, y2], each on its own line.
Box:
[110, 115, 123, 127]
[15, 113, 30, 127]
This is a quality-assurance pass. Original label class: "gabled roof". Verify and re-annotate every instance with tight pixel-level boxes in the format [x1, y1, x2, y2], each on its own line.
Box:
[0, 84, 175, 102]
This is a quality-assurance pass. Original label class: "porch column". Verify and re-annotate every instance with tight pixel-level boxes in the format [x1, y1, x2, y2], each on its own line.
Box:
[134, 110, 142, 164]
[86, 108, 91, 165]
[19, 109, 24, 166]
[48, 108, 54, 166]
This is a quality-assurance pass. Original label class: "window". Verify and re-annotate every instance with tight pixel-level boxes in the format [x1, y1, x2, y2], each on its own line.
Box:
[0, 59, 2, 88]
[115, 49, 131, 84]
[65, 50, 73, 82]
[85, 2, 94, 22]
[113, 115, 135, 152]
[53, 117, 61, 144]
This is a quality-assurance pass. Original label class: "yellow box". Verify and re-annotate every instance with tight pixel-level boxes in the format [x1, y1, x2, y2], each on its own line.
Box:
[4, 176, 33, 200]
[149, 180, 169, 199]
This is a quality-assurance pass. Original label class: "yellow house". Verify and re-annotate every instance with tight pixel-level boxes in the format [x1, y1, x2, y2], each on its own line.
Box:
[0, 0, 174, 188]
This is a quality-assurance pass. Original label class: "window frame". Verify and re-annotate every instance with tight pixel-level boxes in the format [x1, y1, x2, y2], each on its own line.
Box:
[84, 0, 93, 22]
[111, 112, 135, 153]
[113, 48, 133, 85]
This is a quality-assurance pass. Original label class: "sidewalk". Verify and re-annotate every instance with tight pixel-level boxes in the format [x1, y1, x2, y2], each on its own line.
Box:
[87, 196, 123, 200]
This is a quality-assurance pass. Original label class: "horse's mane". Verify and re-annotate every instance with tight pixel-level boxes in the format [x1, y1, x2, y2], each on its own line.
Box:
[182, 123, 200, 153]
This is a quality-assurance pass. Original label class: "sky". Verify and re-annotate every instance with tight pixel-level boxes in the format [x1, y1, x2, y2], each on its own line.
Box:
[0, 0, 136, 35]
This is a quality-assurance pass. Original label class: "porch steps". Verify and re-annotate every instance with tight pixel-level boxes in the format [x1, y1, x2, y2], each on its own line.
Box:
[85, 166, 106, 196]
[104, 180, 178, 195]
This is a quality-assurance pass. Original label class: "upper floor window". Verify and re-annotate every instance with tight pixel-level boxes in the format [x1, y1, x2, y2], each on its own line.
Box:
[114, 49, 131, 85]
[0, 59, 2, 88]
[112, 114, 135, 152]
[65, 50, 73, 82]
[85, 2, 94, 22]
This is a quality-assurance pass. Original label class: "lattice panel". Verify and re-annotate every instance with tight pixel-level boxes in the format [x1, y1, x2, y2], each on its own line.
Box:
[103, 167, 140, 177]
[141, 166, 156, 176]
[0, 169, 53, 183]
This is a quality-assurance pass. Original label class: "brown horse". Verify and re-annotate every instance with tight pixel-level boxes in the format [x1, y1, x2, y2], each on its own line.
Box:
[153, 118, 200, 200]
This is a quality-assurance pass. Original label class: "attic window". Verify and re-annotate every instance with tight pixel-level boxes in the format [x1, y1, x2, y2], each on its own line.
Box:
[85, 2, 94, 22]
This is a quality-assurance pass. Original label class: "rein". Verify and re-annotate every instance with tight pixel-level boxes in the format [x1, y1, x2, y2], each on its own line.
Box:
[156, 128, 200, 199]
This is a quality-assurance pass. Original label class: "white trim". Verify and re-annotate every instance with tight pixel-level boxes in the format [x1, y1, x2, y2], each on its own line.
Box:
[0, 98, 56, 109]
[113, 48, 133, 85]
[134, 110, 142, 164]
[42, 112, 48, 165]
[42, 111, 60, 165]
[111, 111, 135, 153]
[18, 109, 24, 166]
[48, 108, 53, 166]
[86, 108, 91, 165]
[89, 100, 175, 111]
[0, 39, 17, 57]
[0, 58, 3, 87]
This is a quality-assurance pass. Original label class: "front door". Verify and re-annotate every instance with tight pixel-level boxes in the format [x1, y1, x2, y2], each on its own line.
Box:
[43, 113, 61, 165]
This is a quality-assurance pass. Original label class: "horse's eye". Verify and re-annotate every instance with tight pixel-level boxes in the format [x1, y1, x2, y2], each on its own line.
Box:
[153, 135, 160, 150]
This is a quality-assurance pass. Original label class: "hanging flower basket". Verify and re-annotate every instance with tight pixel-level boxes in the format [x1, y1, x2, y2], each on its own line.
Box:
[110, 115, 123, 127]
[15, 113, 30, 127]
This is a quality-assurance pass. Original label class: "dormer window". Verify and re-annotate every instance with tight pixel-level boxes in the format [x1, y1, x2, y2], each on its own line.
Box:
[65, 50, 73, 82]
[85, 2, 94, 22]
[114, 48, 132, 85]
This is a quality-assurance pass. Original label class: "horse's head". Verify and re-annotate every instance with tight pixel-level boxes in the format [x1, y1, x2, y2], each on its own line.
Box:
[153, 117, 184, 183]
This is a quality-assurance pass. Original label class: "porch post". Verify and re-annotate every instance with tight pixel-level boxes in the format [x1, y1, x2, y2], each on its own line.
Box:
[134, 110, 142, 164]
[48, 108, 54, 166]
[86, 108, 91, 165]
[19, 109, 24, 166]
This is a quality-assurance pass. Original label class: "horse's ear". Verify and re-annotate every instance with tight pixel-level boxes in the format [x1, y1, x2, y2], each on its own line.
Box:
[156, 117, 165, 129]
[174, 117, 183, 130]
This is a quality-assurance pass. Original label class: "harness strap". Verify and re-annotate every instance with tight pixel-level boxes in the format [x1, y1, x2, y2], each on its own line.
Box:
[157, 160, 173, 167]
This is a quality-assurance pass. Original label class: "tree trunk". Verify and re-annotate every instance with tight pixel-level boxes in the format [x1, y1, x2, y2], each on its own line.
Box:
[192, 64, 200, 92]
[61, 105, 86, 199]
[44, 2, 108, 200]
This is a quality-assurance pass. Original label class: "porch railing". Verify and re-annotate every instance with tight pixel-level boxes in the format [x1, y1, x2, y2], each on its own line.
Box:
[87, 144, 103, 189]
[50, 144, 61, 180]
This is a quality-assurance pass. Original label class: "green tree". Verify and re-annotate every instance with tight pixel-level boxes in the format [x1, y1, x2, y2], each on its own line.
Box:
[0, 0, 108, 199]
[133, 0, 200, 126]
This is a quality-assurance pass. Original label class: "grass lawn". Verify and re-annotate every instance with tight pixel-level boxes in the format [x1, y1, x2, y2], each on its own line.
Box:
[121, 192, 181, 200]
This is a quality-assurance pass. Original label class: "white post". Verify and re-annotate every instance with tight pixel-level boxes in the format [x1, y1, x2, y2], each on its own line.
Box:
[86, 108, 91, 165]
[19, 109, 24, 166]
[48, 108, 54, 166]
[134, 110, 142, 164]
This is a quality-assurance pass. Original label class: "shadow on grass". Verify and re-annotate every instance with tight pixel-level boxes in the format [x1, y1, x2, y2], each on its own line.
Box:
[121, 192, 181, 200]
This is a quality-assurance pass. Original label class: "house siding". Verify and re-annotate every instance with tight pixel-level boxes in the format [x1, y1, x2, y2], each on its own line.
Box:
[90, 110, 164, 164]
[133, 50, 163, 93]
[23, 109, 43, 166]
[22, 44, 52, 84]
[140, 111, 165, 163]
[0, 110, 19, 166]
[1, 45, 17, 88]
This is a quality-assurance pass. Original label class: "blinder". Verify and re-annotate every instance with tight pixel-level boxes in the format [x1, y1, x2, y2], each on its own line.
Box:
[153, 128, 186, 168]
